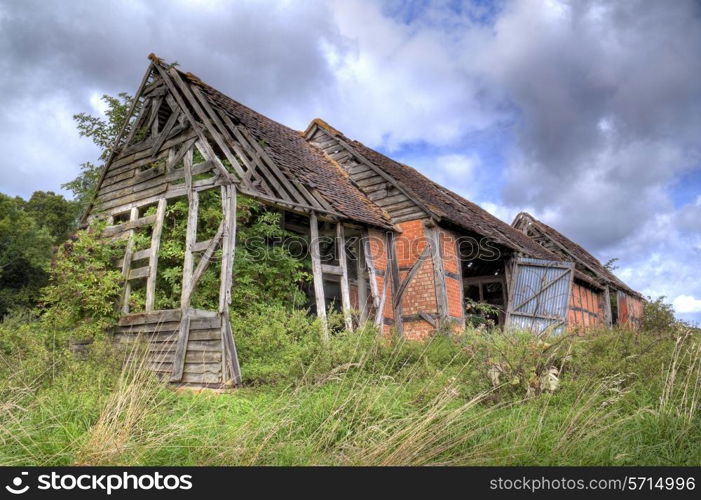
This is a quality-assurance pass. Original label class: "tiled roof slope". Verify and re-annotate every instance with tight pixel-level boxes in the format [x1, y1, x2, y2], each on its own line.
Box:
[307, 120, 555, 260]
[512, 212, 640, 296]
[181, 71, 392, 229]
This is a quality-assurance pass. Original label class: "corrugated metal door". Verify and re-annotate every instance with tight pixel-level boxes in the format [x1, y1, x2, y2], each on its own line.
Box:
[505, 258, 574, 336]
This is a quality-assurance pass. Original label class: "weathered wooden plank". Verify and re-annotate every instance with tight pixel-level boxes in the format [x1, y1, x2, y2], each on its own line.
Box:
[387, 232, 403, 336]
[375, 193, 411, 207]
[103, 214, 156, 237]
[180, 149, 198, 310]
[418, 311, 438, 328]
[101, 180, 218, 217]
[152, 350, 221, 365]
[164, 67, 236, 183]
[218, 184, 236, 314]
[376, 269, 389, 330]
[124, 328, 220, 343]
[149, 108, 181, 157]
[221, 316, 242, 386]
[149, 64, 229, 187]
[116, 247, 151, 268]
[180, 371, 222, 385]
[128, 266, 151, 280]
[102, 168, 136, 187]
[393, 213, 430, 224]
[170, 312, 190, 382]
[352, 169, 380, 182]
[427, 226, 448, 323]
[390, 206, 426, 219]
[105, 152, 168, 180]
[329, 150, 352, 162]
[109, 126, 196, 172]
[362, 231, 382, 326]
[118, 309, 182, 326]
[356, 238, 369, 323]
[190, 86, 247, 179]
[337, 223, 353, 331]
[356, 176, 388, 189]
[189, 220, 224, 299]
[382, 199, 417, 212]
[99, 183, 168, 211]
[182, 362, 222, 375]
[166, 136, 197, 171]
[348, 164, 371, 176]
[234, 122, 315, 206]
[310, 213, 328, 341]
[321, 264, 343, 276]
[603, 287, 613, 327]
[332, 134, 434, 218]
[192, 239, 211, 253]
[98, 169, 167, 202]
[237, 187, 340, 218]
[145, 198, 167, 311]
[365, 183, 389, 195]
[120, 207, 139, 314]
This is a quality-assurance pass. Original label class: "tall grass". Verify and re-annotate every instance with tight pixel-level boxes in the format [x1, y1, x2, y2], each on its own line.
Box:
[0, 314, 699, 466]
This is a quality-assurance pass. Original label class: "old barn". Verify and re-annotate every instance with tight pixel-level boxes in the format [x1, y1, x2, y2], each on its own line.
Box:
[86, 55, 642, 388]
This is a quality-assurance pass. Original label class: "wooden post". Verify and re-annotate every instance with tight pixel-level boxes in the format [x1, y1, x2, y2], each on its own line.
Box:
[387, 232, 403, 336]
[180, 149, 198, 309]
[145, 198, 167, 312]
[171, 149, 197, 383]
[170, 312, 190, 382]
[357, 237, 368, 324]
[603, 287, 613, 327]
[337, 223, 353, 331]
[219, 184, 242, 385]
[427, 226, 448, 325]
[310, 213, 328, 341]
[375, 271, 388, 331]
[454, 236, 466, 328]
[120, 207, 139, 314]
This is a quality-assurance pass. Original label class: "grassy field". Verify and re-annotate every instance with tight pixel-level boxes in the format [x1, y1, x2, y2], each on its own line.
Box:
[0, 312, 699, 466]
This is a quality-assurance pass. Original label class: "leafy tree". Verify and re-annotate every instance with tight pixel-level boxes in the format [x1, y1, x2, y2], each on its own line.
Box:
[20, 191, 79, 243]
[62, 93, 133, 210]
[603, 257, 619, 272]
[0, 194, 54, 317]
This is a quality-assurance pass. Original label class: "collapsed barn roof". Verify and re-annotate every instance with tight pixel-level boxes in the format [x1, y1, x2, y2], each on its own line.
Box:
[179, 71, 393, 230]
[512, 212, 641, 296]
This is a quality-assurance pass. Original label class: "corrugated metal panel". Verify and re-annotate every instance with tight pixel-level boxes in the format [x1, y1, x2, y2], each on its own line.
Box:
[506, 258, 574, 336]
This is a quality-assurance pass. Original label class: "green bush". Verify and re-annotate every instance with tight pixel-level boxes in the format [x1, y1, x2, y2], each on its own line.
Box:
[39, 222, 124, 344]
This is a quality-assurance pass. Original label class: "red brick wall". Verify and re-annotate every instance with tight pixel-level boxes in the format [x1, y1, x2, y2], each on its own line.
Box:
[366, 221, 465, 339]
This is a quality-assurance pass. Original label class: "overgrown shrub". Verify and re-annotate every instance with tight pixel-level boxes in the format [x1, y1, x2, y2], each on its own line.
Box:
[40, 222, 124, 344]
[642, 296, 678, 334]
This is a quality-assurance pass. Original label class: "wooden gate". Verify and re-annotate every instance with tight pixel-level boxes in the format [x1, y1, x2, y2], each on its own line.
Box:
[505, 258, 574, 336]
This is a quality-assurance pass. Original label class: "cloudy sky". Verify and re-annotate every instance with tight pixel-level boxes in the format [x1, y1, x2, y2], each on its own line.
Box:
[1, 0, 700, 322]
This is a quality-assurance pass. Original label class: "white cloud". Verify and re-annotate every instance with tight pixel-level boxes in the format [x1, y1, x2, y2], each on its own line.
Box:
[674, 295, 701, 314]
